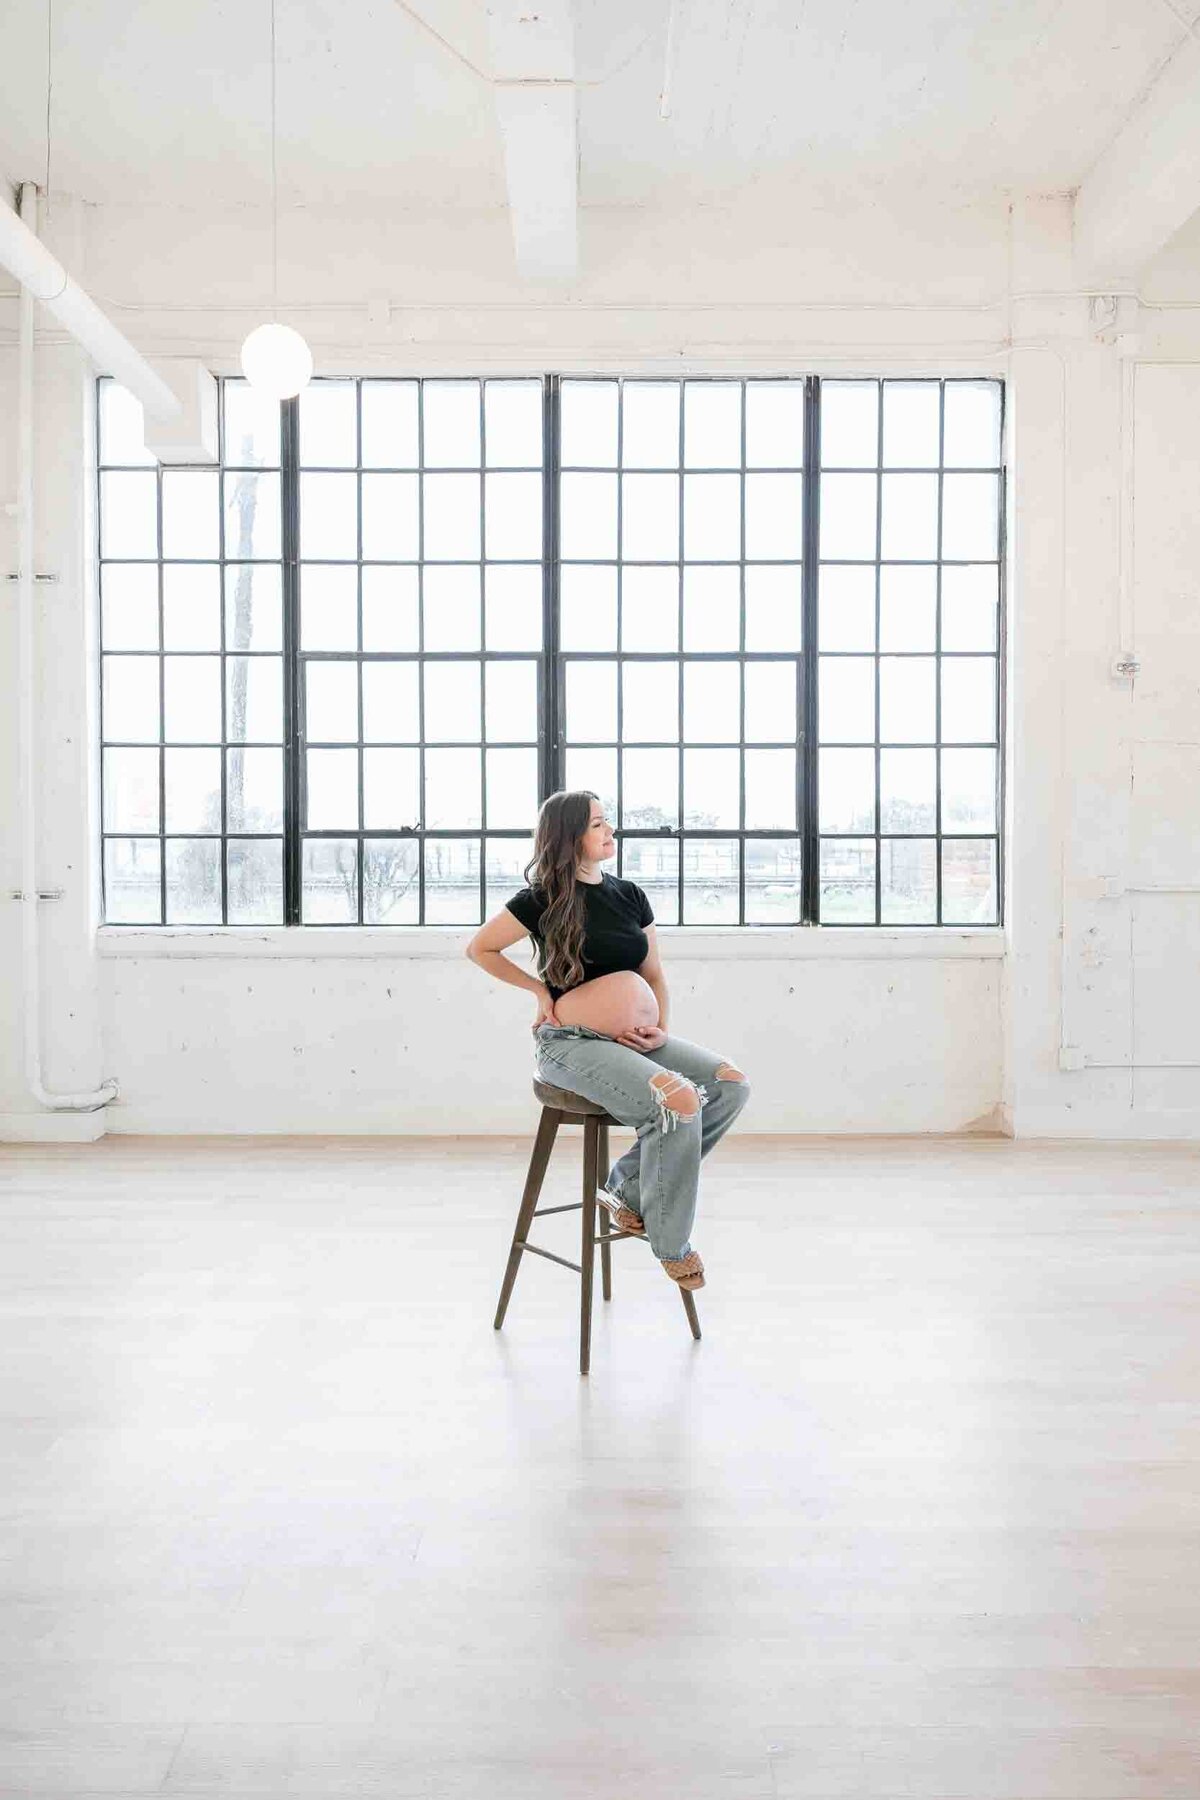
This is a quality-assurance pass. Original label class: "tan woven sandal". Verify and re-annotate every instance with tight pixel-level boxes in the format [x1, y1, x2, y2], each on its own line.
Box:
[597, 1191, 646, 1236]
[660, 1250, 705, 1291]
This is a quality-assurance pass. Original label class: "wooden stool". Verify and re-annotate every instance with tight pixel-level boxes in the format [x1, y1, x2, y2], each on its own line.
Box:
[494, 1077, 703, 1375]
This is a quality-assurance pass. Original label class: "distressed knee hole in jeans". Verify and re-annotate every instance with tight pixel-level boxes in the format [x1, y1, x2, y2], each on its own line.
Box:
[648, 1069, 708, 1134]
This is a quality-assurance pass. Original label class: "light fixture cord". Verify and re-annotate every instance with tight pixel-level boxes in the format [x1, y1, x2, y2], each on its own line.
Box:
[271, 0, 277, 321]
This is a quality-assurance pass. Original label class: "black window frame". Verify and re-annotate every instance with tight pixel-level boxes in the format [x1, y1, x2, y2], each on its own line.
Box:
[96, 371, 1005, 929]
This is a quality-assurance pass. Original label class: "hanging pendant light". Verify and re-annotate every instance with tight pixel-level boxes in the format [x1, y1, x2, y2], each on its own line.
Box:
[240, 0, 311, 398]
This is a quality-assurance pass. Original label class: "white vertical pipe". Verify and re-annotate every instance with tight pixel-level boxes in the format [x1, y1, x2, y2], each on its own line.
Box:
[15, 180, 119, 1114]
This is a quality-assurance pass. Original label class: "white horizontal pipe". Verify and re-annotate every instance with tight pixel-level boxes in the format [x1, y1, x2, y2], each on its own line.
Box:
[1, 187, 180, 422]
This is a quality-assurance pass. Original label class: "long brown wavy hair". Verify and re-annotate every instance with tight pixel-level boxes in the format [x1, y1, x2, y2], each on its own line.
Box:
[520, 789, 601, 992]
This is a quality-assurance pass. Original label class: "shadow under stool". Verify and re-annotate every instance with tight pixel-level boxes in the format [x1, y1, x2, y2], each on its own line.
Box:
[494, 1077, 702, 1376]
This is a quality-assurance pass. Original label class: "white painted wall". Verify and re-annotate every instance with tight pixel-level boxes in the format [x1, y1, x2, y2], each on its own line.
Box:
[1, 190, 1197, 1139]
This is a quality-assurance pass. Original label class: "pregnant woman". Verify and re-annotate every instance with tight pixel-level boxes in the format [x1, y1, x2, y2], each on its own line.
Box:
[465, 789, 751, 1291]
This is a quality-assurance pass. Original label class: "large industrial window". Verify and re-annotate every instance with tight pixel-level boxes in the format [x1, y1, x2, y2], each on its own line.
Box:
[97, 372, 1004, 927]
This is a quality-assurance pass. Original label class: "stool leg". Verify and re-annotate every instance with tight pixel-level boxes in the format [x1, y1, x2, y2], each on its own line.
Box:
[494, 1106, 561, 1331]
[680, 1286, 702, 1339]
[597, 1118, 613, 1302]
[579, 1115, 599, 1376]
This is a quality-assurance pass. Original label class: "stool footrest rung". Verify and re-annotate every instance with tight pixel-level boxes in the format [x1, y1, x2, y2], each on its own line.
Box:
[532, 1201, 582, 1217]
[516, 1240, 583, 1275]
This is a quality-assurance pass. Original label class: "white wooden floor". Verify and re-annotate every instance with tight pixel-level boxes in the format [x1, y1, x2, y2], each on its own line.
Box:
[1, 1130, 1198, 1799]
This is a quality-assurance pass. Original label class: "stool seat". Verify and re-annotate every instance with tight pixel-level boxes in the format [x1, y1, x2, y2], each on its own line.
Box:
[532, 1077, 614, 1117]
[493, 1073, 702, 1374]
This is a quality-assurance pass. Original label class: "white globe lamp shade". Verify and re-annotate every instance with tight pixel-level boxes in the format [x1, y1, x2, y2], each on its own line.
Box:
[239, 322, 313, 399]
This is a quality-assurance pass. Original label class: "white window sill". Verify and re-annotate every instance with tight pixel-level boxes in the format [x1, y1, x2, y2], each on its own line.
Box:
[96, 925, 1006, 961]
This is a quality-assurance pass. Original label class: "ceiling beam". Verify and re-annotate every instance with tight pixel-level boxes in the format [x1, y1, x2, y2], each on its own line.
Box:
[485, 1, 577, 282]
[1074, 29, 1200, 280]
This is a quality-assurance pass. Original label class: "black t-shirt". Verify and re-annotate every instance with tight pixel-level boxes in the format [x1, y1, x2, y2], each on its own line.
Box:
[505, 872, 655, 1001]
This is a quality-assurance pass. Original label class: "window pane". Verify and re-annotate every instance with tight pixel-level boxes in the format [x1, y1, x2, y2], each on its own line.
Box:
[561, 565, 617, 650]
[819, 565, 874, 652]
[683, 473, 740, 560]
[362, 474, 420, 560]
[223, 381, 280, 467]
[164, 747, 221, 832]
[684, 382, 741, 468]
[306, 748, 359, 829]
[745, 749, 796, 829]
[226, 747, 283, 832]
[684, 661, 740, 742]
[941, 657, 996, 743]
[165, 838, 222, 923]
[104, 837, 161, 922]
[942, 747, 997, 832]
[162, 471, 219, 559]
[622, 566, 678, 652]
[820, 748, 875, 833]
[424, 473, 481, 561]
[744, 663, 796, 741]
[683, 748, 739, 827]
[224, 471, 281, 559]
[425, 747, 481, 828]
[745, 382, 804, 468]
[299, 380, 357, 466]
[880, 747, 936, 833]
[621, 836, 679, 924]
[485, 660, 538, 744]
[300, 565, 358, 653]
[941, 565, 998, 651]
[819, 657, 875, 742]
[744, 565, 801, 651]
[944, 382, 1001, 468]
[942, 838, 998, 922]
[561, 472, 617, 559]
[361, 381, 419, 468]
[565, 747, 617, 820]
[881, 837, 937, 922]
[362, 661, 419, 742]
[485, 565, 543, 651]
[882, 382, 939, 468]
[162, 566, 220, 651]
[362, 566, 420, 652]
[684, 566, 741, 651]
[566, 661, 617, 741]
[745, 838, 802, 922]
[100, 472, 157, 558]
[103, 747, 159, 833]
[103, 654, 160, 741]
[623, 382, 680, 468]
[227, 838, 283, 923]
[485, 834, 536, 919]
[302, 838, 358, 922]
[820, 837, 875, 921]
[942, 474, 998, 560]
[99, 381, 155, 467]
[363, 748, 420, 828]
[622, 662, 678, 741]
[306, 661, 359, 742]
[683, 839, 738, 922]
[484, 472, 542, 560]
[820, 473, 876, 560]
[423, 566, 481, 652]
[423, 381, 481, 467]
[561, 381, 618, 466]
[424, 661, 481, 742]
[226, 657, 282, 743]
[879, 565, 936, 651]
[101, 565, 159, 650]
[486, 747, 538, 828]
[622, 748, 678, 827]
[485, 380, 543, 468]
[745, 473, 804, 559]
[364, 838, 419, 923]
[225, 565, 282, 653]
[622, 473, 679, 561]
[880, 473, 938, 560]
[821, 382, 878, 468]
[164, 656, 221, 742]
[880, 657, 935, 743]
[425, 837, 481, 923]
[300, 472, 356, 559]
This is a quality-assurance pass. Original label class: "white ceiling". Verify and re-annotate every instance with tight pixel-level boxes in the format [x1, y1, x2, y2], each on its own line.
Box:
[0, 0, 1198, 211]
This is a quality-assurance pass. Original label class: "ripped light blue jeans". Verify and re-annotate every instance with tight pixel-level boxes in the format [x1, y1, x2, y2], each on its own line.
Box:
[533, 1024, 751, 1262]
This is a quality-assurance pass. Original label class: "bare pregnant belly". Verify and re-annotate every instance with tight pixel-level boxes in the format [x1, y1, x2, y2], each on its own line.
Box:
[553, 970, 659, 1038]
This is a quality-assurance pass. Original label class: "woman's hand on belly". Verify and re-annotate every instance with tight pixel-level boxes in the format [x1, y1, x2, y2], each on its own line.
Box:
[613, 1023, 668, 1052]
